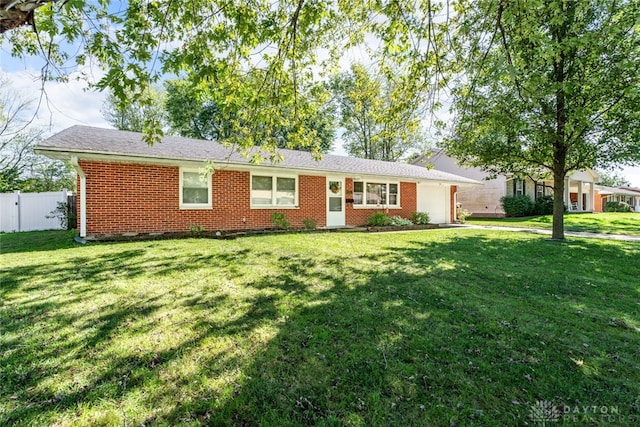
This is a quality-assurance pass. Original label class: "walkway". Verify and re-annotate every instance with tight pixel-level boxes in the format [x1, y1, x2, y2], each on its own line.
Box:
[450, 224, 640, 243]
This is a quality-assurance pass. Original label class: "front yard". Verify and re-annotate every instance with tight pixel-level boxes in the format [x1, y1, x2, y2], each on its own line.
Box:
[467, 212, 640, 236]
[1, 229, 639, 426]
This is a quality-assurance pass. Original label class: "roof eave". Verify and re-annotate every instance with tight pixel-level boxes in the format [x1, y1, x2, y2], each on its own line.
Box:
[36, 147, 482, 185]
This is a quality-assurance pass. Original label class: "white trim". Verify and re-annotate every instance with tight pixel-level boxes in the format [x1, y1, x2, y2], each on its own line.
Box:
[352, 179, 401, 208]
[326, 177, 346, 227]
[250, 173, 299, 209]
[179, 167, 212, 209]
[352, 206, 404, 210]
[70, 157, 86, 237]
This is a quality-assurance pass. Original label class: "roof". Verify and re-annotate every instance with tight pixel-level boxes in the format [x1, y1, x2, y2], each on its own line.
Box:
[35, 126, 481, 185]
[595, 184, 640, 196]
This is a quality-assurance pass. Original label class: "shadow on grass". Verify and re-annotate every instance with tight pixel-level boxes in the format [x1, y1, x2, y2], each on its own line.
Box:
[0, 230, 79, 254]
[1, 232, 639, 425]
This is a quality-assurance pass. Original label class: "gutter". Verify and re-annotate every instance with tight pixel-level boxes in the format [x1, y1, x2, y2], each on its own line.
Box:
[70, 156, 87, 238]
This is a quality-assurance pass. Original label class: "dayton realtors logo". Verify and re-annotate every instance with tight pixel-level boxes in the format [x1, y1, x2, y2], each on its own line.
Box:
[529, 401, 636, 424]
[529, 400, 561, 424]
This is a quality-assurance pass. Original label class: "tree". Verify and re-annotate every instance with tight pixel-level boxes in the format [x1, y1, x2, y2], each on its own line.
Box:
[596, 171, 631, 188]
[17, 161, 75, 192]
[3, 1, 448, 152]
[330, 63, 428, 161]
[165, 77, 335, 155]
[447, 0, 640, 240]
[102, 86, 166, 133]
[0, 79, 43, 180]
[0, 78, 75, 192]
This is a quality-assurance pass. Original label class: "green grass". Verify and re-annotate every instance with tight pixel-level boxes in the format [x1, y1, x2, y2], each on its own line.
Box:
[1, 229, 639, 426]
[468, 212, 640, 236]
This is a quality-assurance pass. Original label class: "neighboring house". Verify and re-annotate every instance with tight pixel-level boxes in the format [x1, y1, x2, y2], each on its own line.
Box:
[35, 126, 480, 238]
[413, 150, 599, 217]
[596, 185, 640, 212]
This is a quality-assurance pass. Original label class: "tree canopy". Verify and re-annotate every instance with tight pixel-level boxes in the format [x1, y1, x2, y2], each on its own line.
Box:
[330, 63, 428, 161]
[164, 77, 335, 155]
[102, 86, 167, 133]
[3, 1, 446, 150]
[446, 0, 640, 239]
[596, 171, 631, 188]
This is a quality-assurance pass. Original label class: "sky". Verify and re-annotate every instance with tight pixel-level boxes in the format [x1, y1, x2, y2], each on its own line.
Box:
[2, 35, 640, 188]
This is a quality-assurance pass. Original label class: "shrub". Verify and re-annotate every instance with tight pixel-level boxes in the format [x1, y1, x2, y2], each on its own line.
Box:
[367, 211, 391, 226]
[189, 224, 204, 234]
[456, 206, 472, 223]
[605, 201, 631, 212]
[271, 212, 291, 229]
[533, 195, 555, 215]
[47, 201, 74, 230]
[411, 211, 430, 225]
[501, 195, 534, 217]
[302, 218, 317, 230]
[389, 216, 413, 226]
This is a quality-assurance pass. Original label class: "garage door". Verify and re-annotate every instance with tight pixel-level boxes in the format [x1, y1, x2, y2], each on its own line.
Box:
[416, 184, 449, 224]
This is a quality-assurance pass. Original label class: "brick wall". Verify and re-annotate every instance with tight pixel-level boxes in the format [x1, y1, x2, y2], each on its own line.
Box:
[78, 161, 327, 235]
[344, 178, 417, 226]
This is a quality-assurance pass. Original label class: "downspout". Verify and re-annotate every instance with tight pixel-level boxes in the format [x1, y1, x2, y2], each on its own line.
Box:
[70, 157, 87, 237]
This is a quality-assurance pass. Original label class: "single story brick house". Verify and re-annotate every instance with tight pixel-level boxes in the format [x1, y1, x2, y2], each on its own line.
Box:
[36, 126, 480, 238]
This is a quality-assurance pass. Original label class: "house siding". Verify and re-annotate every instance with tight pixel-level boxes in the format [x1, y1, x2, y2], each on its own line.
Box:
[344, 178, 417, 226]
[78, 161, 327, 235]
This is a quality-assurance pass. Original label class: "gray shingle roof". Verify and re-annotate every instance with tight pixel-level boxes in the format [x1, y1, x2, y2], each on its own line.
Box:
[36, 125, 481, 185]
[595, 185, 640, 196]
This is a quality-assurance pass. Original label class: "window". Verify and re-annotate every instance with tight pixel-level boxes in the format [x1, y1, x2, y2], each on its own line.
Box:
[353, 180, 400, 207]
[353, 181, 364, 204]
[515, 179, 524, 196]
[389, 183, 399, 205]
[251, 175, 297, 207]
[180, 169, 212, 209]
[535, 183, 545, 199]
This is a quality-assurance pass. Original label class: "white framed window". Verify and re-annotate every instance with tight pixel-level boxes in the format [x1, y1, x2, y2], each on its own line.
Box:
[180, 168, 212, 209]
[251, 174, 298, 208]
[515, 179, 524, 196]
[353, 180, 400, 207]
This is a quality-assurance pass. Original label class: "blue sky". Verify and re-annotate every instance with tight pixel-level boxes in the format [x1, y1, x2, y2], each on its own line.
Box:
[1, 29, 640, 187]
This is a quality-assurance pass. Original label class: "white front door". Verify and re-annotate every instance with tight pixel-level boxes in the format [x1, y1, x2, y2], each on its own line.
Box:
[326, 178, 345, 227]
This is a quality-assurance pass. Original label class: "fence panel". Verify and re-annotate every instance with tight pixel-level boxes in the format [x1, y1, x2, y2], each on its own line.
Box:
[0, 191, 69, 233]
[0, 193, 20, 233]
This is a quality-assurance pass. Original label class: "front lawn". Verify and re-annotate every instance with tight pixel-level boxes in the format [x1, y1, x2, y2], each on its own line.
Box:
[1, 230, 639, 426]
[468, 212, 640, 236]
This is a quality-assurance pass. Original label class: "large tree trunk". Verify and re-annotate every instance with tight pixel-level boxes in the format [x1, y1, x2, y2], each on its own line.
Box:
[552, 168, 566, 240]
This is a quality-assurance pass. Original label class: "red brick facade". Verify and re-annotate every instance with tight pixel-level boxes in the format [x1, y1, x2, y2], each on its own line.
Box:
[344, 178, 417, 226]
[77, 161, 420, 235]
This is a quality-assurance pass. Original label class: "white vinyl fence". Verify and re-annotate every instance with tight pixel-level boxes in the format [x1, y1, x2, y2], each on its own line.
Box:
[0, 191, 70, 233]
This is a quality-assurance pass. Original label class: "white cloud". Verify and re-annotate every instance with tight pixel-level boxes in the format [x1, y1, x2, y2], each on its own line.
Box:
[0, 65, 111, 137]
[619, 166, 640, 188]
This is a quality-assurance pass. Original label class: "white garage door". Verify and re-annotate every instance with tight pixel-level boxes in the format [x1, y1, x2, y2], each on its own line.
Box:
[416, 184, 449, 224]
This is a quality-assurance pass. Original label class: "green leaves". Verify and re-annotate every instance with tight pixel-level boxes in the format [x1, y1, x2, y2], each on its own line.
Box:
[448, 0, 640, 238]
[330, 63, 429, 161]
